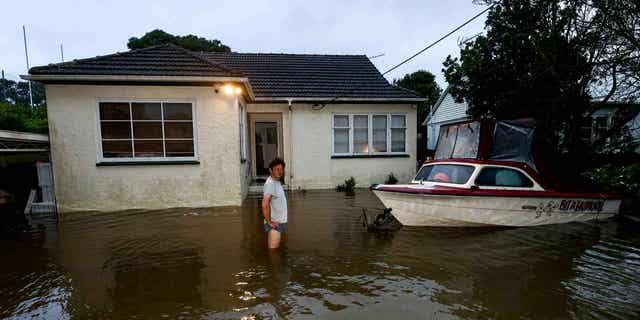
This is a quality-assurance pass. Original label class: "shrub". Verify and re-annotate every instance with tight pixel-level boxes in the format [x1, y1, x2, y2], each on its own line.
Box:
[583, 164, 640, 195]
[385, 172, 398, 185]
[336, 177, 356, 193]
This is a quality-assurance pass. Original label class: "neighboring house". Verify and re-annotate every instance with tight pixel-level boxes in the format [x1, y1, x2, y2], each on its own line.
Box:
[424, 87, 640, 153]
[423, 86, 470, 150]
[23, 44, 423, 212]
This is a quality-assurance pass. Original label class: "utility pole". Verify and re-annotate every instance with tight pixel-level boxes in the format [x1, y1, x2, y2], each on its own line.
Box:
[60, 43, 64, 62]
[22, 25, 34, 107]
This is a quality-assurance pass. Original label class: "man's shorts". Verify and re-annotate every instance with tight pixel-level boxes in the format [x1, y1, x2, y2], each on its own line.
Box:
[264, 222, 286, 233]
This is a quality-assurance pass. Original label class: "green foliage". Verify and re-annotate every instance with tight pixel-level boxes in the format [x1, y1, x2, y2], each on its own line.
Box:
[336, 177, 356, 193]
[394, 70, 442, 127]
[0, 79, 46, 107]
[128, 29, 231, 52]
[0, 102, 48, 134]
[583, 164, 640, 195]
[385, 172, 398, 185]
[442, 0, 639, 159]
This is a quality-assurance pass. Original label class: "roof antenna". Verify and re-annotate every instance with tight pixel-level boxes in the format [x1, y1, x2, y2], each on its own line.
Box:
[22, 25, 34, 107]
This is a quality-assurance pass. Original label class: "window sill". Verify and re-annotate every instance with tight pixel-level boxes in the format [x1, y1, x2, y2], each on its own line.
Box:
[331, 154, 410, 159]
[96, 160, 200, 166]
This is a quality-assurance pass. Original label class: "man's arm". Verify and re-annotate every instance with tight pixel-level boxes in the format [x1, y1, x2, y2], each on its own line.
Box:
[262, 194, 278, 227]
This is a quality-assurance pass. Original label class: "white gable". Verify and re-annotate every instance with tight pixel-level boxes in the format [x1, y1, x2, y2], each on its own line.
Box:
[425, 89, 470, 149]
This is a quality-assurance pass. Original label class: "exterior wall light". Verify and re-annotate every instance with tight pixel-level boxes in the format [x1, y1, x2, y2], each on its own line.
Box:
[221, 84, 242, 95]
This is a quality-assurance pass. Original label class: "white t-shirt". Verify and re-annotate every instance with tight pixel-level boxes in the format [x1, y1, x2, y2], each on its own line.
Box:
[263, 176, 288, 223]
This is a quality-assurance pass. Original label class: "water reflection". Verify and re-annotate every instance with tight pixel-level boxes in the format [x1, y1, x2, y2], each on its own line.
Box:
[1, 190, 639, 319]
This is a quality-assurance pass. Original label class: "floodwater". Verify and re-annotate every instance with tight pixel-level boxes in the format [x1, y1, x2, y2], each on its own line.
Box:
[1, 190, 640, 319]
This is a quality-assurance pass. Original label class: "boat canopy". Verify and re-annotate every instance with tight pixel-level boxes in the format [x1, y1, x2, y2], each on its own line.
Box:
[434, 119, 537, 170]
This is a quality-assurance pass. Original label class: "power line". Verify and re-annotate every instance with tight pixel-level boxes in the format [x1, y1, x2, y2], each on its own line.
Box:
[382, 4, 494, 76]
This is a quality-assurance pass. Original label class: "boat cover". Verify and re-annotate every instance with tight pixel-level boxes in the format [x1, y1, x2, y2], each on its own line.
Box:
[434, 119, 536, 170]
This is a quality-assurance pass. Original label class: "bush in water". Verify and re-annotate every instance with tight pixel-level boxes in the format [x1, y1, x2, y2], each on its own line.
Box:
[336, 177, 356, 193]
[385, 172, 398, 185]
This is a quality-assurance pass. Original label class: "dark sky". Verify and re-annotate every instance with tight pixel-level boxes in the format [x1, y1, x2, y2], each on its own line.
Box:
[1, 0, 488, 87]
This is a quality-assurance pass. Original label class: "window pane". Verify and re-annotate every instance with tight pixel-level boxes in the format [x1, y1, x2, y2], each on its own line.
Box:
[99, 102, 130, 120]
[134, 140, 163, 157]
[452, 122, 480, 158]
[132, 102, 161, 120]
[102, 140, 132, 158]
[165, 140, 195, 157]
[334, 128, 349, 153]
[165, 122, 194, 139]
[475, 167, 534, 187]
[334, 115, 349, 128]
[100, 122, 131, 139]
[391, 128, 405, 152]
[163, 103, 192, 120]
[391, 115, 406, 128]
[133, 122, 162, 139]
[353, 115, 368, 153]
[421, 164, 475, 184]
[372, 115, 387, 152]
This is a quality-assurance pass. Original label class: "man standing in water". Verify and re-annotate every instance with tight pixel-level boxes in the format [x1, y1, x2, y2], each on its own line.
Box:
[262, 158, 287, 249]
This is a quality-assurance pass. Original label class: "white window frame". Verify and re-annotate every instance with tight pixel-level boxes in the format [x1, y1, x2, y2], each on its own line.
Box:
[390, 113, 408, 153]
[331, 112, 408, 156]
[95, 98, 198, 163]
[332, 113, 352, 155]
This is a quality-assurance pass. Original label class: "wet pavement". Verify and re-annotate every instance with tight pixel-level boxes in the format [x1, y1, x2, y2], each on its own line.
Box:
[1, 190, 639, 319]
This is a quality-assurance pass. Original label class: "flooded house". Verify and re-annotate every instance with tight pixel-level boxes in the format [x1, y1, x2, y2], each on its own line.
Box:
[22, 44, 423, 212]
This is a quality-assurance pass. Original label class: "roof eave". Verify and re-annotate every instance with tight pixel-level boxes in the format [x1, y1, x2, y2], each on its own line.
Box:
[253, 97, 426, 103]
[21, 74, 257, 101]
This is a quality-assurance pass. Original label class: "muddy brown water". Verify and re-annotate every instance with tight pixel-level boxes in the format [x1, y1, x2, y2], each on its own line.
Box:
[1, 190, 639, 319]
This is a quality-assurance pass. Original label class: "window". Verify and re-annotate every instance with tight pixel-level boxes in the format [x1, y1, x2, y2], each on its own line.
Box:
[333, 115, 350, 154]
[98, 101, 196, 161]
[475, 167, 534, 188]
[332, 113, 407, 155]
[353, 115, 369, 153]
[238, 102, 247, 161]
[414, 164, 475, 184]
[594, 116, 609, 139]
[391, 115, 406, 152]
[372, 115, 388, 152]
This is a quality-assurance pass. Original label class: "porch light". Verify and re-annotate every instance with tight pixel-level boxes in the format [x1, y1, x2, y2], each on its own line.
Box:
[221, 84, 242, 95]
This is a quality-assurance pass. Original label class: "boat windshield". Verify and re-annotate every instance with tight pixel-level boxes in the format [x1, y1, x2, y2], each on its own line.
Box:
[414, 164, 475, 184]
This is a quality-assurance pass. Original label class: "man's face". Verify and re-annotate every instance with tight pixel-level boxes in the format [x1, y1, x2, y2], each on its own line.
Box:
[269, 164, 284, 180]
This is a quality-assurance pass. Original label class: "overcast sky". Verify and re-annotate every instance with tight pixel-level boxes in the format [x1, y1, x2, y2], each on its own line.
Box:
[1, 0, 488, 87]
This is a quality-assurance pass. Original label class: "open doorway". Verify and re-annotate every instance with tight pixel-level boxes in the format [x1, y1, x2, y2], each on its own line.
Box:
[249, 113, 283, 182]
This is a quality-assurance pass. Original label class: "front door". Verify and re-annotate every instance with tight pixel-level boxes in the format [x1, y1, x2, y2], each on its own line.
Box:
[249, 113, 283, 180]
[254, 122, 279, 176]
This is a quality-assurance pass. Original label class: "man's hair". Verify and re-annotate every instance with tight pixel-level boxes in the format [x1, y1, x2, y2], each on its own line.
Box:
[268, 157, 286, 169]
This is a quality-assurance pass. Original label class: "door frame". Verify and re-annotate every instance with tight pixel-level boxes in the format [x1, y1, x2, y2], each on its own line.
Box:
[248, 113, 284, 178]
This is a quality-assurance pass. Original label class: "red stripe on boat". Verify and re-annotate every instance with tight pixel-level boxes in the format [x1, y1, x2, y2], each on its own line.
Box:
[374, 185, 623, 200]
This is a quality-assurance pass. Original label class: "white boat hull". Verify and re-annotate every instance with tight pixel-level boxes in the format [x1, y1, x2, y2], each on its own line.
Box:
[373, 190, 620, 227]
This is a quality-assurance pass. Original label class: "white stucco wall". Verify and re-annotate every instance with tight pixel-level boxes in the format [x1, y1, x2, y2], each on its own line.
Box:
[248, 102, 418, 189]
[45, 84, 244, 213]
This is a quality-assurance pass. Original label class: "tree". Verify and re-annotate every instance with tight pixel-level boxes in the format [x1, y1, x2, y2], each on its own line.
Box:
[127, 29, 231, 52]
[442, 0, 639, 160]
[394, 70, 442, 127]
[0, 79, 46, 107]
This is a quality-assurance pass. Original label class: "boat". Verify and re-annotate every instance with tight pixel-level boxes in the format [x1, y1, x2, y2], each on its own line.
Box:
[372, 119, 622, 227]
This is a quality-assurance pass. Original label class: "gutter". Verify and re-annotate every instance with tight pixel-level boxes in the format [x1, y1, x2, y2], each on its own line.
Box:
[253, 97, 426, 103]
[20, 74, 257, 101]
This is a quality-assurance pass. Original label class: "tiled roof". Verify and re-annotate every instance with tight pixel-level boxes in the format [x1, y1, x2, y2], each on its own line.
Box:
[201, 52, 421, 100]
[29, 44, 422, 101]
[29, 44, 241, 77]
